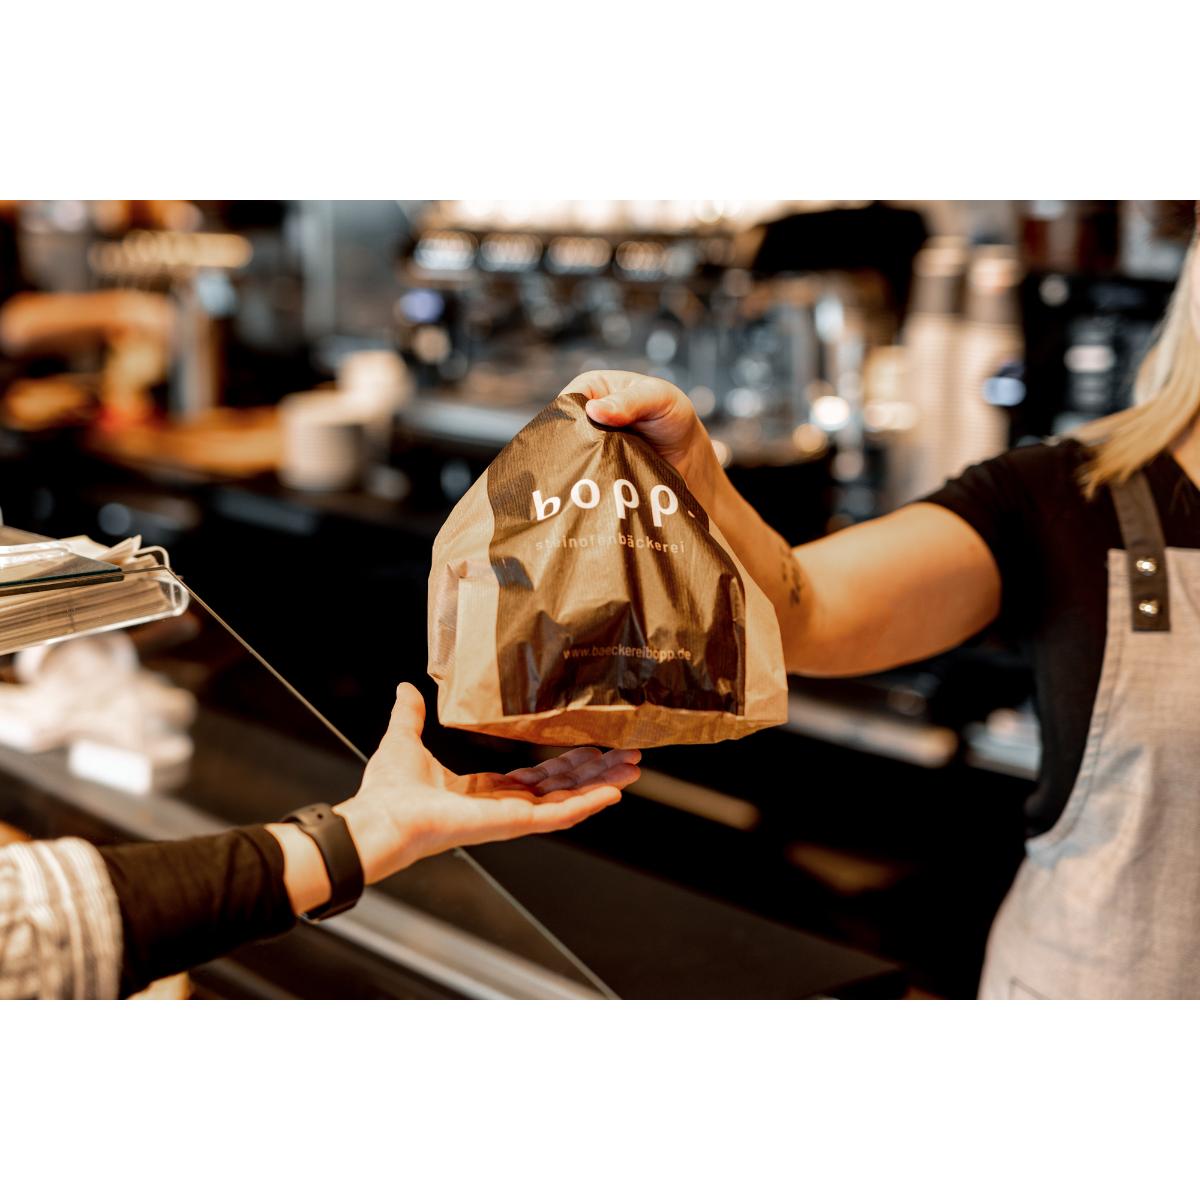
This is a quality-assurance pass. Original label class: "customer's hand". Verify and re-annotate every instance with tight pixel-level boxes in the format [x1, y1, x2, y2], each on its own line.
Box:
[562, 370, 723, 505]
[334, 684, 640, 884]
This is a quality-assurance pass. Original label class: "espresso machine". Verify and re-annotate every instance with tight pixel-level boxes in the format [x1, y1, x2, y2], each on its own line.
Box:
[383, 203, 940, 545]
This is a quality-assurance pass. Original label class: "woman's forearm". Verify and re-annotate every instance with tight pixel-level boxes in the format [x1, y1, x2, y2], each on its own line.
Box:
[704, 465, 1001, 677]
[704, 469, 819, 659]
[566, 372, 1003, 680]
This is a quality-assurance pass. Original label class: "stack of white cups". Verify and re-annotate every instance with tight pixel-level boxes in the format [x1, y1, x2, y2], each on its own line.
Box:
[952, 247, 1023, 475]
[899, 238, 969, 503]
[279, 351, 412, 492]
[898, 240, 1023, 502]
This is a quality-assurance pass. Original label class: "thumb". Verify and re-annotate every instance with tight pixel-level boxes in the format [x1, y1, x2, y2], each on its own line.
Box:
[585, 379, 684, 429]
[385, 682, 426, 741]
[585, 393, 638, 428]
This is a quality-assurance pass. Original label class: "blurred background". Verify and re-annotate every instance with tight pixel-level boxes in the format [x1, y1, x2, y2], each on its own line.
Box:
[0, 198, 1193, 998]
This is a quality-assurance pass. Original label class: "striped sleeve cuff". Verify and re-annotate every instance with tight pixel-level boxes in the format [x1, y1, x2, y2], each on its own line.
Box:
[0, 839, 123, 1000]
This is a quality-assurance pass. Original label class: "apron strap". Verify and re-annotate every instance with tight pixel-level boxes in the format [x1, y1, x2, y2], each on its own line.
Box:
[1110, 471, 1171, 633]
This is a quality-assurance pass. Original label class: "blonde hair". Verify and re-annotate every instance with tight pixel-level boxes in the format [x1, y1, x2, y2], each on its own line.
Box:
[1075, 235, 1200, 497]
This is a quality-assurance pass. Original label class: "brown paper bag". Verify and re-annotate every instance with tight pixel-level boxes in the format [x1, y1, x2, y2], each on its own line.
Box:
[428, 393, 787, 748]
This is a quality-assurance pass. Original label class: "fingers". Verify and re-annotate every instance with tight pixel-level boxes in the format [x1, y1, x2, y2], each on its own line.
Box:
[505, 746, 603, 787]
[585, 380, 678, 429]
[525, 748, 642, 796]
[561, 369, 640, 402]
[582, 759, 641, 791]
[535, 764, 641, 804]
[564, 373, 701, 468]
[563, 371, 687, 429]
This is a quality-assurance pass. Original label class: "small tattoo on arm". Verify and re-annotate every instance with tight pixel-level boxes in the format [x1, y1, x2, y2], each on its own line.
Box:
[779, 544, 803, 607]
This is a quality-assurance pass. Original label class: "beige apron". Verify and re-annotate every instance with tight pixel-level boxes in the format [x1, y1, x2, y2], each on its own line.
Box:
[979, 471, 1200, 999]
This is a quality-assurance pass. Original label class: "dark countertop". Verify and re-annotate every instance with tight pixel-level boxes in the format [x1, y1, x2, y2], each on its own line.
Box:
[472, 839, 903, 999]
[0, 698, 904, 999]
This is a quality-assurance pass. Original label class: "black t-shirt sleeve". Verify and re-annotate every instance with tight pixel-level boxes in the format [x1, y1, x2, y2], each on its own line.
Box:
[98, 826, 296, 997]
[918, 446, 1059, 637]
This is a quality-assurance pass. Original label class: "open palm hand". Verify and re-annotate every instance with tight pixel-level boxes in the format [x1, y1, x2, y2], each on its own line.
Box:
[346, 684, 640, 880]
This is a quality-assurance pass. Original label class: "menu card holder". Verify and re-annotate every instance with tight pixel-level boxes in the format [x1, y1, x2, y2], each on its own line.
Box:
[0, 520, 189, 657]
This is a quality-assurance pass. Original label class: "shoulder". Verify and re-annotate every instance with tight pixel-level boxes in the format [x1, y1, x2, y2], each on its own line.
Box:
[926, 437, 1092, 518]
[920, 437, 1110, 583]
[985, 436, 1091, 490]
[1144, 451, 1200, 547]
[921, 439, 1114, 637]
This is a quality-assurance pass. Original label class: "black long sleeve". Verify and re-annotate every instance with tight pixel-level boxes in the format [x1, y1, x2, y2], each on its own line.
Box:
[98, 826, 296, 997]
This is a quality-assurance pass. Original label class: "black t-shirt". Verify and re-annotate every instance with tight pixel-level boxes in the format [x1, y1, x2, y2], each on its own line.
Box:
[924, 438, 1200, 837]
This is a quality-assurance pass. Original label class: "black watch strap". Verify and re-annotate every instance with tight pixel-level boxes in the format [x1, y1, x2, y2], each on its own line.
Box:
[280, 803, 364, 921]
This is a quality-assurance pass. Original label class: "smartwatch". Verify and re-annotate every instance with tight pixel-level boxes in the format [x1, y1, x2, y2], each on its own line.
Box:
[280, 803, 365, 921]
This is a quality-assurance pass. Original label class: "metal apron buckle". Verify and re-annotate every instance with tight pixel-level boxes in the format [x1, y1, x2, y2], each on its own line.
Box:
[1110, 472, 1171, 632]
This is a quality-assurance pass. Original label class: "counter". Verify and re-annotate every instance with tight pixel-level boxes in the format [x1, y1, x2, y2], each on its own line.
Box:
[0, 576, 904, 998]
[0, 686, 905, 999]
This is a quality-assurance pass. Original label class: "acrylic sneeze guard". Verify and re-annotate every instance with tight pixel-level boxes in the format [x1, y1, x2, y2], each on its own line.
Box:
[0, 521, 615, 998]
